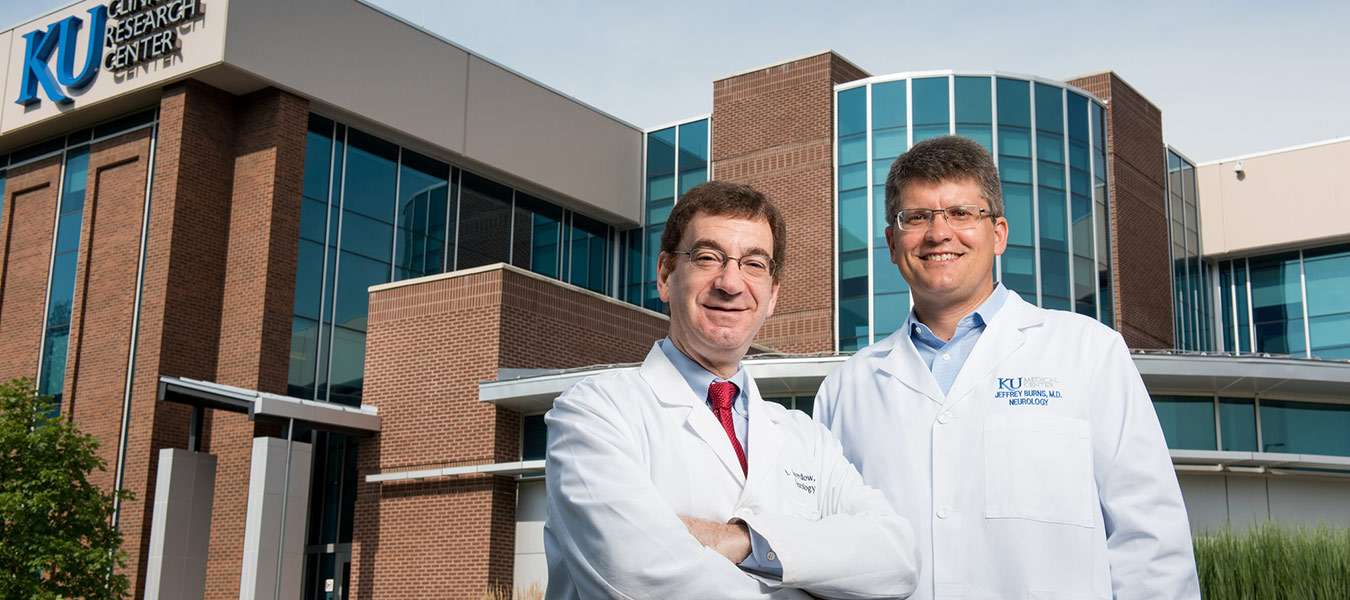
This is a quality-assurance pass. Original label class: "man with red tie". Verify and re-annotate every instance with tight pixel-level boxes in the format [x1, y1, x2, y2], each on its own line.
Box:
[544, 181, 918, 600]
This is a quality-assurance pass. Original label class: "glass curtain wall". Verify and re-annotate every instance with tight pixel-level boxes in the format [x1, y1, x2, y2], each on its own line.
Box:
[835, 73, 1113, 351]
[1166, 149, 1213, 351]
[621, 118, 710, 312]
[1150, 394, 1350, 457]
[1216, 242, 1350, 359]
[290, 114, 615, 405]
[0, 109, 157, 414]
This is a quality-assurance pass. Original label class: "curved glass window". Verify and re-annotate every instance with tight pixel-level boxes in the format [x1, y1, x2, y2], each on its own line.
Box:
[834, 73, 1112, 350]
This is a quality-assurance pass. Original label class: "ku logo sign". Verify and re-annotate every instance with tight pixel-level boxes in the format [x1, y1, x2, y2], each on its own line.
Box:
[15, 6, 108, 106]
[15, 0, 204, 107]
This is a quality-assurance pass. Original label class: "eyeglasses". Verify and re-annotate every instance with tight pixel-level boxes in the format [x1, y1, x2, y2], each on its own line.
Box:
[894, 205, 994, 231]
[670, 247, 777, 279]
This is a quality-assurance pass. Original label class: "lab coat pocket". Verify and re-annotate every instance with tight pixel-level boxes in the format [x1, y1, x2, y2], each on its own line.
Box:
[984, 414, 1094, 528]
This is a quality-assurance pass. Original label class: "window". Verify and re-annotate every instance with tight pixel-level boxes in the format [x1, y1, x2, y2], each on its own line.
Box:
[456, 171, 513, 269]
[871, 81, 910, 340]
[1035, 83, 1070, 310]
[997, 78, 1036, 300]
[1066, 92, 1095, 318]
[763, 396, 815, 417]
[394, 150, 451, 280]
[523, 415, 548, 461]
[37, 145, 90, 409]
[837, 87, 868, 351]
[1151, 395, 1217, 450]
[1260, 400, 1350, 456]
[1219, 398, 1257, 452]
[911, 77, 950, 143]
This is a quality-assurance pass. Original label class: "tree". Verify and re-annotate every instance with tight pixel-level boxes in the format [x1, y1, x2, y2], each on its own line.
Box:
[0, 378, 131, 599]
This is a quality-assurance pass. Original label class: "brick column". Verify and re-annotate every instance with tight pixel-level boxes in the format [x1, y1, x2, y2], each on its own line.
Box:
[354, 265, 667, 598]
[1068, 72, 1174, 349]
[712, 52, 869, 353]
[0, 156, 63, 379]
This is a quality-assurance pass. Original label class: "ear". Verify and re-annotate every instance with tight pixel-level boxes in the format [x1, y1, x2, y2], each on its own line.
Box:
[992, 216, 1009, 256]
[884, 225, 901, 265]
[656, 252, 673, 303]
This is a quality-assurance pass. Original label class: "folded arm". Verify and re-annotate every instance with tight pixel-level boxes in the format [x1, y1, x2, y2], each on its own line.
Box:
[545, 383, 805, 599]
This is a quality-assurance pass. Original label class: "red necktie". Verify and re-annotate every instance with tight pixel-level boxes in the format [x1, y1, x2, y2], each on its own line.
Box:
[708, 381, 747, 475]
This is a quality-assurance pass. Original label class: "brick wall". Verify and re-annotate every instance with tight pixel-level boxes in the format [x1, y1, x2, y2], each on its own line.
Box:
[64, 128, 155, 493]
[0, 156, 62, 381]
[355, 264, 667, 598]
[1069, 72, 1174, 349]
[712, 52, 868, 353]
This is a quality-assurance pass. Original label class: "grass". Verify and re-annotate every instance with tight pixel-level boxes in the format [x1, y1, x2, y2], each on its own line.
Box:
[1195, 524, 1350, 599]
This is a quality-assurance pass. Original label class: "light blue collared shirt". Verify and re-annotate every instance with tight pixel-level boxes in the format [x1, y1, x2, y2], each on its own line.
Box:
[907, 284, 1009, 395]
[657, 338, 781, 577]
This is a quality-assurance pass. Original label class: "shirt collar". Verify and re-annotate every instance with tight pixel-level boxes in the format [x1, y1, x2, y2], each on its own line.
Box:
[658, 337, 748, 415]
[907, 283, 1010, 346]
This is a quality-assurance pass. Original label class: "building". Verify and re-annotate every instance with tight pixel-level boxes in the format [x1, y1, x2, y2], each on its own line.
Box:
[0, 1, 1346, 598]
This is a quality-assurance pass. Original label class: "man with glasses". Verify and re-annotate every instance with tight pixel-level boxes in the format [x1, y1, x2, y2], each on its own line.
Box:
[815, 136, 1199, 600]
[545, 181, 918, 599]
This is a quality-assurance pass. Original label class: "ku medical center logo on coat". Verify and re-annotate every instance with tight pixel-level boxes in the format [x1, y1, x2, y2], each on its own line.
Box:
[995, 376, 1062, 406]
[15, 0, 204, 107]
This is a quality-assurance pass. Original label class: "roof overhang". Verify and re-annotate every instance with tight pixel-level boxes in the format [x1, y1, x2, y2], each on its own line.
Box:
[158, 376, 381, 436]
[481, 352, 1350, 413]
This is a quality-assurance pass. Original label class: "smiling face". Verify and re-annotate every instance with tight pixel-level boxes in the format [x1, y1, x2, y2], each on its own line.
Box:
[658, 213, 779, 374]
[886, 178, 1008, 312]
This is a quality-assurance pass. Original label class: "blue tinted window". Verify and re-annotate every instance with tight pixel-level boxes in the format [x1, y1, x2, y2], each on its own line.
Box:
[997, 79, 1036, 299]
[871, 82, 909, 339]
[1091, 102, 1113, 327]
[523, 415, 547, 460]
[1219, 398, 1257, 452]
[1035, 84, 1069, 310]
[567, 212, 611, 294]
[395, 150, 450, 280]
[912, 77, 950, 143]
[954, 76, 992, 153]
[837, 87, 869, 350]
[1151, 395, 1216, 450]
[37, 145, 90, 408]
[291, 117, 335, 399]
[677, 119, 709, 196]
[514, 193, 563, 278]
[1219, 263, 1235, 351]
[1249, 251, 1304, 355]
[1260, 400, 1350, 456]
[457, 171, 513, 269]
[1066, 92, 1095, 317]
[1303, 244, 1350, 359]
[644, 127, 677, 312]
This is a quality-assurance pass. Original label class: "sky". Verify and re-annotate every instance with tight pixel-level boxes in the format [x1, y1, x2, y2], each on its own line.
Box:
[3, 0, 1347, 163]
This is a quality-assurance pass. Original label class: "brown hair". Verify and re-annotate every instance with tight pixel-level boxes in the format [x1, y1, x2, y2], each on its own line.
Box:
[659, 181, 787, 280]
[884, 135, 1003, 223]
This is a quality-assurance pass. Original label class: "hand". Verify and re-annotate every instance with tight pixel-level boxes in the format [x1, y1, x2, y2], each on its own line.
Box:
[679, 515, 752, 563]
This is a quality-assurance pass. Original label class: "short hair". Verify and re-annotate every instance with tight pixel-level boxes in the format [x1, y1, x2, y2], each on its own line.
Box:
[659, 181, 787, 280]
[884, 135, 1003, 223]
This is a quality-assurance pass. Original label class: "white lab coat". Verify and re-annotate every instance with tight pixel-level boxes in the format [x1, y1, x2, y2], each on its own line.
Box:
[814, 292, 1200, 600]
[545, 343, 919, 600]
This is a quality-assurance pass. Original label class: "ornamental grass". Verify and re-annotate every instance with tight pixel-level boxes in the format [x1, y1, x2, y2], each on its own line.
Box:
[1195, 523, 1350, 599]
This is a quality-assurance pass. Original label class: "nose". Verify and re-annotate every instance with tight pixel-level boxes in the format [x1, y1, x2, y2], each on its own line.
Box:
[924, 210, 955, 243]
[712, 259, 748, 296]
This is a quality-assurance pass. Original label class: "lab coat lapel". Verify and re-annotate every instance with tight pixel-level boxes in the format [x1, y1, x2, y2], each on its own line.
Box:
[743, 378, 781, 494]
[874, 332, 946, 405]
[943, 291, 1042, 408]
[638, 344, 748, 484]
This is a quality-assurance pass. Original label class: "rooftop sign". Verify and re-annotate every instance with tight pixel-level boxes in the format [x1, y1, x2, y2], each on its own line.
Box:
[15, 0, 203, 107]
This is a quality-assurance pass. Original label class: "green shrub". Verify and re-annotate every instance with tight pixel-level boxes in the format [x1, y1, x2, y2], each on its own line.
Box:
[1195, 523, 1350, 600]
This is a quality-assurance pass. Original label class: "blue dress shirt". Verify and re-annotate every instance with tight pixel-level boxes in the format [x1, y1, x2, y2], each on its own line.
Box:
[907, 284, 1009, 395]
[658, 338, 782, 576]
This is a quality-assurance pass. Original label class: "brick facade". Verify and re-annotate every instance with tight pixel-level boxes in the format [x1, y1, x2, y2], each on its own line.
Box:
[712, 52, 869, 354]
[0, 81, 309, 598]
[1068, 72, 1174, 349]
[355, 265, 668, 598]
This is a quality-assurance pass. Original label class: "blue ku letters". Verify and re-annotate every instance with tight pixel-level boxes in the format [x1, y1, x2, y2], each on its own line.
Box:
[994, 376, 1062, 406]
[16, 6, 109, 106]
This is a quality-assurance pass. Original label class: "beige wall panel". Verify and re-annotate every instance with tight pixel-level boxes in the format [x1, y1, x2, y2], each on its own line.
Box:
[464, 55, 642, 223]
[1, 0, 229, 135]
[1267, 476, 1350, 528]
[222, 0, 467, 155]
[1199, 139, 1350, 257]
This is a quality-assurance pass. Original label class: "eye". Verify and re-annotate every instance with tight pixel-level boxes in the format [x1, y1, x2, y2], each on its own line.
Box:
[740, 256, 772, 275]
[901, 210, 930, 226]
[947, 206, 978, 221]
[691, 250, 724, 267]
